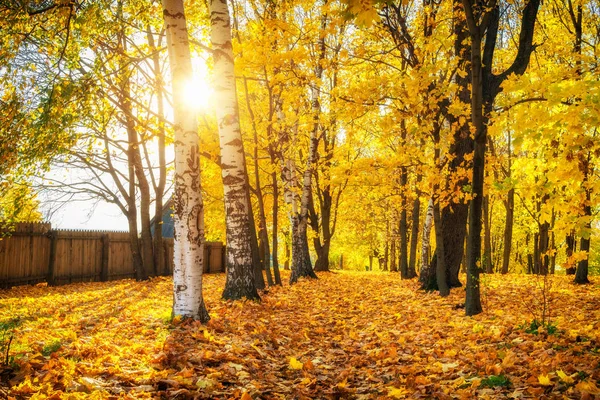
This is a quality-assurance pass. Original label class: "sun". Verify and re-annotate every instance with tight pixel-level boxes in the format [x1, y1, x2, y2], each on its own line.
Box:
[182, 76, 213, 112]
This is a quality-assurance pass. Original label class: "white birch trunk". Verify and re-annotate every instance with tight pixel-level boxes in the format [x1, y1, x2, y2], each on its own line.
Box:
[420, 197, 434, 278]
[209, 0, 259, 300]
[162, 0, 209, 322]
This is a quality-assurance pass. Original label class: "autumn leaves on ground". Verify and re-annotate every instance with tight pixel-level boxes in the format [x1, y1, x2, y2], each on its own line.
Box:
[1, 272, 599, 399]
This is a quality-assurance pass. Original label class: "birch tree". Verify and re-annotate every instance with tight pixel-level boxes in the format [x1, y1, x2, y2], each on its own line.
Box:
[209, 0, 260, 300]
[162, 0, 210, 321]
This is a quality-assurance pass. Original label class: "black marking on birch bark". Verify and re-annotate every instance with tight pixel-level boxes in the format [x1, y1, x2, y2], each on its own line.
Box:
[212, 49, 234, 64]
[187, 203, 204, 245]
[222, 174, 244, 186]
[220, 162, 235, 170]
[224, 137, 243, 147]
[176, 284, 187, 292]
[163, 9, 185, 19]
[173, 181, 186, 219]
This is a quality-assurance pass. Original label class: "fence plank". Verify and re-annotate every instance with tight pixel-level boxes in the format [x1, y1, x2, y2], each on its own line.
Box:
[0, 223, 224, 288]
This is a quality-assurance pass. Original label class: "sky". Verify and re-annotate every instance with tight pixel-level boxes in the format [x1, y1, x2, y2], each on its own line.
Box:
[43, 197, 130, 232]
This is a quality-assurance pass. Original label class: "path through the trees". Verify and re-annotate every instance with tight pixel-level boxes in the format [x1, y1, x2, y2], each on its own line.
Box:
[1, 272, 599, 398]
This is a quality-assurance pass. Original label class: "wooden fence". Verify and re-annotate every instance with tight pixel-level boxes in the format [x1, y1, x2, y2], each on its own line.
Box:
[0, 223, 225, 288]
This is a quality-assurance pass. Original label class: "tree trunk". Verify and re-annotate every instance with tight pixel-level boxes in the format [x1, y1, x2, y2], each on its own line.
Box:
[537, 194, 550, 275]
[283, 230, 290, 270]
[566, 231, 577, 275]
[442, 0, 472, 288]
[575, 155, 592, 284]
[163, 0, 209, 322]
[463, 12, 483, 316]
[117, 17, 154, 279]
[243, 77, 273, 287]
[533, 232, 540, 274]
[248, 200, 266, 290]
[147, 26, 167, 276]
[483, 195, 493, 273]
[271, 169, 282, 285]
[399, 169, 409, 279]
[408, 196, 420, 278]
[389, 238, 397, 272]
[462, 0, 540, 315]
[290, 11, 327, 284]
[501, 188, 514, 274]
[433, 201, 449, 296]
[419, 198, 434, 287]
[210, 0, 259, 300]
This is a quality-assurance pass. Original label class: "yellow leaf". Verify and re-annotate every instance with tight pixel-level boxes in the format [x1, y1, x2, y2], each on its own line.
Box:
[240, 392, 253, 400]
[387, 386, 409, 398]
[576, 381, 600, 395]
[556, 370, 574, 384]
[289, 357, 304, 370]
[538, 374, 552, 386]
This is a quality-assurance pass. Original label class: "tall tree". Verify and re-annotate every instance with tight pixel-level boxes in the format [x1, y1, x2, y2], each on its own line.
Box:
[163, 0, 210, 321]
[209, 0, 260, 300]
[461, 0, 541, 315]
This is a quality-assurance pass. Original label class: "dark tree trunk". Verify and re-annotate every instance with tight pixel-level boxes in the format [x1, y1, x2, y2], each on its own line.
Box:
[271, 170, 282, 285]
[243, 76, 273, 287]
[501, 188, 514, 274]
[383, 239, 389, 271]
[433, 202, 449, 296]
[389, 238, 397, 272]
[441, 0, 472, 288]
[483, 195, 493, 273]
[147, 26, 167, 276]
[575, 155, 592, 284]
[566, 231, 577, 274]
[463, 10, 484, 316]
[284, 232, 290, 270]
[119, 46, 154, 279]
[462, 0, 540, 315]
[399, 188, 409, 279]
[248, 188, 266, 290]
[290, 215, 317, 283]
[408, 196, 420, 278]
[575, 236, 591, 284]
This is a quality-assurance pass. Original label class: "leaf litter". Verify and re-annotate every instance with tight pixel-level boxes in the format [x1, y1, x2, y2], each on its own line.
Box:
[0, 271, 599, 399]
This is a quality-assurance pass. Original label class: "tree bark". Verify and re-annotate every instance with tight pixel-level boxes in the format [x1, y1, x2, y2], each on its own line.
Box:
[501, 188, 514, 274]
[483, 195, 493, 273]
[270, 159, 282, 285]
[147, 26, 167, 277]
[462, 4, 484, 315]
[243, 77, 273, 287]
[462, 0, 540, 315]
[566, 231, 577, 274]
[163, 0, 209, 321]
[209, 0, 259, 300]
[408, 196, 420, 278]
[289, 11, 327, 283]
[399, 168, 409, 279]
[575, 154, 592, 284]
[441, 0, 472, 288]
[433, 201, 449, 296]
[116, 5, 154, 280]
[419, 198, 434, 287]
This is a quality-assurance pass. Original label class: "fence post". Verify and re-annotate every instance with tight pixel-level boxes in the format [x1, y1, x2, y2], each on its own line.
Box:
[101, 234, 109, 281]
[163, 240, 170, 275]
[206, 244, 212, 273]
[47, 231, 58, 286]
[221, 245, 226, 273]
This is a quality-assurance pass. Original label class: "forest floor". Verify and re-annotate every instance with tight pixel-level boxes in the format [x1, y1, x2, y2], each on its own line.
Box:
[0, 271, 599, 399]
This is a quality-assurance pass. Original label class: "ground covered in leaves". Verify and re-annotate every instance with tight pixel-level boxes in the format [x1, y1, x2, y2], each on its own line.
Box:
[0, 271, 599, 399]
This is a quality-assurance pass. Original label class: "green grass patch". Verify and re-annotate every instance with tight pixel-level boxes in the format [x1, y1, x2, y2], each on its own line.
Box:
[480, 374, 511, 388]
